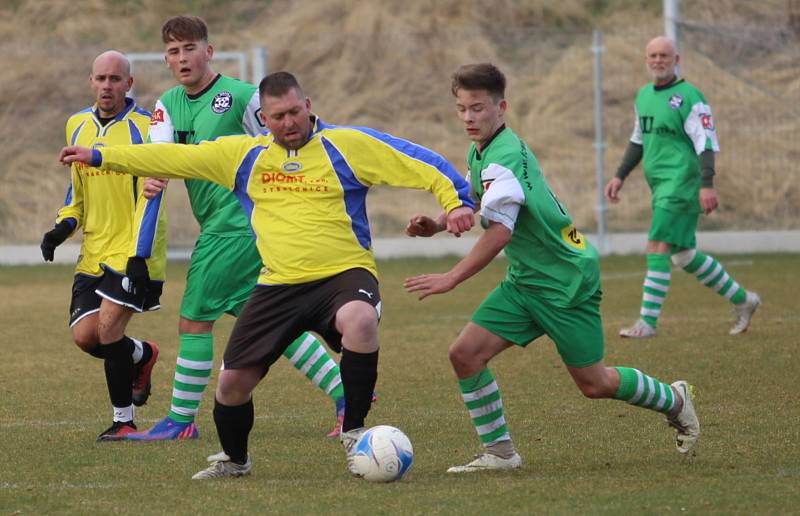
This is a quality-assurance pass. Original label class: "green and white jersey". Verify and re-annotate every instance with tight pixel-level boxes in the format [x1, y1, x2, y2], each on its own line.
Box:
[469, 126, 600, 308]
[631, 78, 719, 213]
[149, 74, 264, 234]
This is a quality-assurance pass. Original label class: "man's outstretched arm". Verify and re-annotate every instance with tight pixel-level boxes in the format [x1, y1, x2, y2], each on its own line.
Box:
[404, 221, 511, 300]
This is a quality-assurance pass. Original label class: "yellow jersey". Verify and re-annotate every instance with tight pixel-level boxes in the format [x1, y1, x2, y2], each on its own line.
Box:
[57, 98, 167, 279]
[94, 116, 472, 285]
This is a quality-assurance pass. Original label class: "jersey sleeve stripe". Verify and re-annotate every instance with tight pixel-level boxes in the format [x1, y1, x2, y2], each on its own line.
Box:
[232, 146, 266, 235]
[63, 184, 73, 206]
[346, 126, 474, 208]
[136, 192, 163, 257]
[70, 121, 86, 145]
[321, 136, 371, 250]
[128, 119, 144, 144]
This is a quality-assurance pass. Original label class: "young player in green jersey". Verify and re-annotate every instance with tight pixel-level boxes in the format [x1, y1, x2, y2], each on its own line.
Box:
[127, 16, 348, 441]
[42, 51, 163, 441]
[405, 63, 700, 472]
[605, 36, 760, 339]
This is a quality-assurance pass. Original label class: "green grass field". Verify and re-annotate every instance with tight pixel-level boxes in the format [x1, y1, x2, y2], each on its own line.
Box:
[1, 254, 798, 514]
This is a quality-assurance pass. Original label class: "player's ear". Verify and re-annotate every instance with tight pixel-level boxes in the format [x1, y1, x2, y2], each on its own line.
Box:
[126, 76, 134, 93]
[498, 99, 507, 115]
[206, 43, 214, 61]
[258, 109, 267, 126]
[305, 97, 311, 111]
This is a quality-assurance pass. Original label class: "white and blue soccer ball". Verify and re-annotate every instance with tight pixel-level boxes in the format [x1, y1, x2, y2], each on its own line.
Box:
[352, 425, 414, 482]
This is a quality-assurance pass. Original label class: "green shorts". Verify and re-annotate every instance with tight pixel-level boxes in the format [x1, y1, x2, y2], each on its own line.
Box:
[649, 207, 698, 250]
[471, 280, 604, 368]
[180, 233, 262, 321]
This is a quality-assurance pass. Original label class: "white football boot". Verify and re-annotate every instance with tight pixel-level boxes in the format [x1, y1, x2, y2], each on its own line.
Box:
[667, 381, 700, 454]
[340, 427, 366, 477]
[730, 291, 761, 335]
[192, 454, 252, 480]
[447, 452, 522, 473]
[619, 319, 657, 339]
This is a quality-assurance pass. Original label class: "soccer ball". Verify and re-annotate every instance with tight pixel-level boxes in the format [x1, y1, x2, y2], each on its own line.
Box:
[352, 425, 414, 482]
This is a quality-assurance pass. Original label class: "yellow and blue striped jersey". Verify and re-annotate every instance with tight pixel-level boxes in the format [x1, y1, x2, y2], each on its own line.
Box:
[95, 116, 473, 285]
[57, 98, 167, 279]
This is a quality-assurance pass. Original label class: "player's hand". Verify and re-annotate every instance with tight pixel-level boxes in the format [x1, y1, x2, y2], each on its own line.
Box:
[59, 146, 94, 166]
[445, 206, 475, 237]
[404, 273, 457, 300]
[604, 177, 623, 203]
[406, 215, 441, 237]
[125, 256, 150, 294]
[700, 187, 718, 215]
[40, 220, 74, 262]
[143, 178, 169, 199]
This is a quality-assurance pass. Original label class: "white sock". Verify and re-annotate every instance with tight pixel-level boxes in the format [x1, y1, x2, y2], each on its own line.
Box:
[113, 405, 134, 422]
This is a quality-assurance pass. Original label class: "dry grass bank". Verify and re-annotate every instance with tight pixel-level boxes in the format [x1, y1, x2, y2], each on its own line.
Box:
[0, 0, 797, 244]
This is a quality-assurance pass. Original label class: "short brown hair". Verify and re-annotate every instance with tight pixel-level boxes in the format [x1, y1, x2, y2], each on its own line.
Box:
[162, 15, 208, 44]
[259, 71, 304, 99]
[451, 63, 506, 101]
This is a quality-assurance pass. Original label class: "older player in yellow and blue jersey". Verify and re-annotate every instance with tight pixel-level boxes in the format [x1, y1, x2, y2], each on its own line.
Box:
[42, 50, 166, 441]
[60, 71, 475, 479]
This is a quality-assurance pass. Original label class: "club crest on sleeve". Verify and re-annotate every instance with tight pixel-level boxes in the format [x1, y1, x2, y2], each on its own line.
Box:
[668, 94, 683, 109]
[701, 114, 714, 129]
[150, 108, 165, 125]
[212, 92, 233, 114]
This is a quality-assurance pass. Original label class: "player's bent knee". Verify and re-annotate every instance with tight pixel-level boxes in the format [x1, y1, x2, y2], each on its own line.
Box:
[671, 248, 696, 268]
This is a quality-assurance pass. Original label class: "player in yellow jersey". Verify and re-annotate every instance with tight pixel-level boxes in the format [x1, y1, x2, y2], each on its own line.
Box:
[41, 51, 166, 441]
[60, 71, 475, 479]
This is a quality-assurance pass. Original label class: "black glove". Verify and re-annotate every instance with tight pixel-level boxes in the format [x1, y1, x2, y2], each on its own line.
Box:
[125, 256, 150, 295]
[40, 219, 74, 262]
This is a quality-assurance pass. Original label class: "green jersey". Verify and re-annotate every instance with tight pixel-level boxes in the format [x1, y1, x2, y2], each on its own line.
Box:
[149, 74, 264, 234]
[631, 78, 719, 213]
[468, 126, 600, 308]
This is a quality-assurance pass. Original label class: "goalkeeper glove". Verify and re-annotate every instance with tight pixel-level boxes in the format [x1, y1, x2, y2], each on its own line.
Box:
[40, 219, 75, 262]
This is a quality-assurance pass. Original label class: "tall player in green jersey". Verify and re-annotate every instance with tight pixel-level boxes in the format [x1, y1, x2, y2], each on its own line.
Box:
[605, 36, 760, 339]
[405, 63, 700, 472]
[128, 16, 347, 441]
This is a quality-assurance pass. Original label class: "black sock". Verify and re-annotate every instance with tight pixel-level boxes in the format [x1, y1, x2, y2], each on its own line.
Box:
[87, 345, 104, 359]
[340, 348, 379, 432]
[102, 336, 135, 408]
[213, 398, 254, 464]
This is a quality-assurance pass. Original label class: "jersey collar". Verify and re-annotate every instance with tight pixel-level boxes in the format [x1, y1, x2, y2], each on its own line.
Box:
[92, 97, 136, 124]
[186, 73, 222, 100]
[653, 76, 684, 91]
[474, 124, 507, 160]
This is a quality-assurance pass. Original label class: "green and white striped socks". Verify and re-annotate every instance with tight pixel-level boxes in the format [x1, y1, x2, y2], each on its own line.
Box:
[458, 368, 510, 445]
[614, 366, 677, 415]
[168, 333, 213, 423]
[167, 332, 344, 425]
[639, 253, 671, 329]
[283, 332, 344, 402]
[672, 249, 747, 305]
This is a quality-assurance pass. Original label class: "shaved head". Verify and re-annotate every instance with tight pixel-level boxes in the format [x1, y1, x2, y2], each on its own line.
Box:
[645, 36, 677, 57]
[92, 50, 131, 78]
[89, 50, 133, 117]
[644, 36, 679, 86]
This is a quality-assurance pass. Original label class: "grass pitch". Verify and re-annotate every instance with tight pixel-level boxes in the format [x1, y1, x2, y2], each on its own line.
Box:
[1, 254, 798, 514]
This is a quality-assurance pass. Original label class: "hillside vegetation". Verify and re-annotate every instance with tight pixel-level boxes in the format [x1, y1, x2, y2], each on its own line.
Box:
[1, 0, 797, 244]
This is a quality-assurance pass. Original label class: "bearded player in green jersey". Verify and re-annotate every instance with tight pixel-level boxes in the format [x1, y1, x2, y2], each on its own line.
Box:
[405, 63, 700, 472]
[605, 36, 760, 339]
[128, 16, 348, 441]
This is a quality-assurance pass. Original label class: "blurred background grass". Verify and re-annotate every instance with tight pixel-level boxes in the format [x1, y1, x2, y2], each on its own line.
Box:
[1, 254, 798, 513]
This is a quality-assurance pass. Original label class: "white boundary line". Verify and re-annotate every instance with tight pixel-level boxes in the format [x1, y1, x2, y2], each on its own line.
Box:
[2, 231, 798, 265]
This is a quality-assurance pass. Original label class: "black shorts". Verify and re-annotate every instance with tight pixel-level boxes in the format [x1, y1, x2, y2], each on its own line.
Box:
[69, 268, 163, 327]
[223, 268, 381, 370]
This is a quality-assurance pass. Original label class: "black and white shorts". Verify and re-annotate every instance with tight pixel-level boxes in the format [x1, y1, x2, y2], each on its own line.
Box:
[69, 266, 163, 327]
[223, 268, 381, 370]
